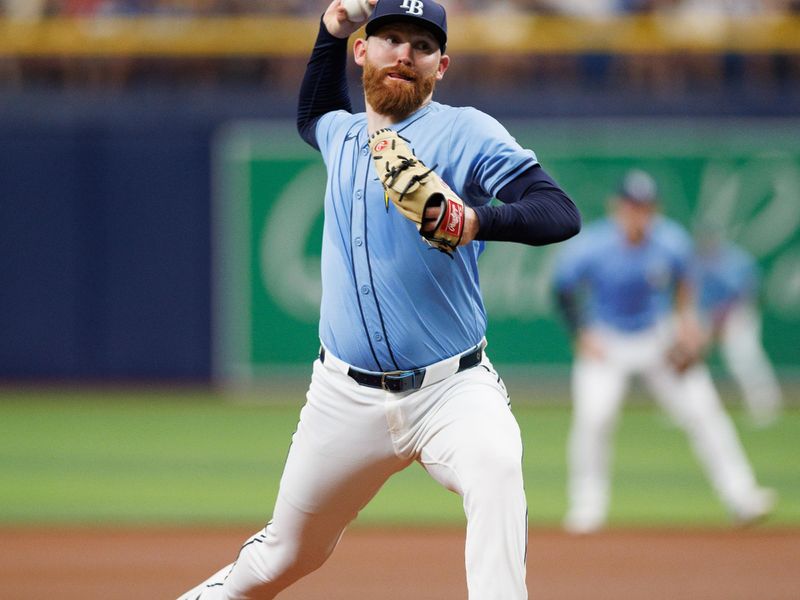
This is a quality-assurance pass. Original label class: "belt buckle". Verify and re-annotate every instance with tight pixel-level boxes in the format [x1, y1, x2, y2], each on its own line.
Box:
[380, 369, 423, 392]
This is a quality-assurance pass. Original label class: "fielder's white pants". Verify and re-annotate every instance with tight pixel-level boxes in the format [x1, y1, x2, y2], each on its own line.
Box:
[566, 321, 762, 529]
[179, 351, 527, 600]
[718, 303, 782, 425]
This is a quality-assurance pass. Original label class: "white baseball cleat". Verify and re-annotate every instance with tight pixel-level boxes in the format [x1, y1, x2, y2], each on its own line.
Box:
[732, 487, 777, 526]
[563, 510, 605, 535]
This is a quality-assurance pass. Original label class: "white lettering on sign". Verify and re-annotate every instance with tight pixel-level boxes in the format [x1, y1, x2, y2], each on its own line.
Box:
[260, 163, 324, 322]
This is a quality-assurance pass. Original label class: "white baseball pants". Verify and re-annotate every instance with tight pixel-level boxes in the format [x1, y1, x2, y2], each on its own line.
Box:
[566, 321, 763, 530]
[178, 351, 528, 600]
[718, 303, 782, 426]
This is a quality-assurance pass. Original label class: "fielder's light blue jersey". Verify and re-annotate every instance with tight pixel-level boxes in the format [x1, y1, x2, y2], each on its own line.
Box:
[693, 242, 758, 316]
[315, 101, 537, 371]
[553, 216, 692, 332]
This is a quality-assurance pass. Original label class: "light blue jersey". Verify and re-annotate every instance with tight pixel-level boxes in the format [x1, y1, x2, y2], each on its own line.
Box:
[553, 216, 692, 332]
[315, 101, 537, 371]
[692, 242, 758, 317]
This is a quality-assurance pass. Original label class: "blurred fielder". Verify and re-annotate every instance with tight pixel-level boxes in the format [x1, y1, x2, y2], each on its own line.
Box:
[692, 227, 783, 427]
[552, 169, 774, 535]
[178, 1, 580, 598]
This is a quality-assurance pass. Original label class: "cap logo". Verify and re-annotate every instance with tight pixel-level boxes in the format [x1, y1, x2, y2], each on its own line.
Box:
[400, 0, 424, 16]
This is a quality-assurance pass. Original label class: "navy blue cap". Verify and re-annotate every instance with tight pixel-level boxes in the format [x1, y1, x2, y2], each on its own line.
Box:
[618, 169, 658, 204]
[365, 0, 448, 52]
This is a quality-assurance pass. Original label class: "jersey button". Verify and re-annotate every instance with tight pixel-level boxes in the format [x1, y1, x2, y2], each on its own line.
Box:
[361, 147, 368, 156]
[360, 285, 370, 295]
[373, 332, 383, 342]
[355, 190, 362, 199]
[354, 237, 363, 247]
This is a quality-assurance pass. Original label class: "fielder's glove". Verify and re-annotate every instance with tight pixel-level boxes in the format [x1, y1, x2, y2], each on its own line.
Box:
[369, 128, 465, 256]
[666, 341, 702, 374]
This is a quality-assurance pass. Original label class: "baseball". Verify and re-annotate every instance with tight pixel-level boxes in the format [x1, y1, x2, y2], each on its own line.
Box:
[341, 0, 373, 23]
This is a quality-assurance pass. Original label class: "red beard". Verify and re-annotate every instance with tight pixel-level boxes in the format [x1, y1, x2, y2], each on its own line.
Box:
[362, 62, 437, 121]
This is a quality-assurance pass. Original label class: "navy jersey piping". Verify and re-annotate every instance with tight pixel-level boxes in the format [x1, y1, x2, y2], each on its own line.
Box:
[396, 105, 432, 133]
[347, 131, 383, 371]
[399, 107, 485, 358]
[362, 157, 401, 371]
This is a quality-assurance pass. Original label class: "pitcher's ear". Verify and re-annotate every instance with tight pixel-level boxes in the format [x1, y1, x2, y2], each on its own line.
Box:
[354, 38, 367, 66]
[436, 54, 450, 80]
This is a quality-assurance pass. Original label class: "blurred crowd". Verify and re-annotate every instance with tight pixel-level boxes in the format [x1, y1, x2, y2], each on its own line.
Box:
[0, 0, 316, 18]
[2, 0, 800, 19]
[0, 0, 799, 96]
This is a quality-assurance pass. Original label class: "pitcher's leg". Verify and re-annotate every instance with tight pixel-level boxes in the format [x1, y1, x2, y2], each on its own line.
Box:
[565, 358, 628, 533]
[177, 362, 405, 599]
[179, 563, 238, 600]
[419, 368, 527, 600]
[177, 497, 350, 600]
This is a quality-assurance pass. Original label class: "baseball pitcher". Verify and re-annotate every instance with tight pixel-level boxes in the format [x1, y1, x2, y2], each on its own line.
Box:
[177, 1, 580, 598]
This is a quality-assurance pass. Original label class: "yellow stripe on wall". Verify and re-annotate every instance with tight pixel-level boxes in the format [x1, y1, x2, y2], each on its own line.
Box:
[1, 15, 799, 57]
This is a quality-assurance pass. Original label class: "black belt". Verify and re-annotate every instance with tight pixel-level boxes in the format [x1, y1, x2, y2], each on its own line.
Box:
[319, 346, 483, 393]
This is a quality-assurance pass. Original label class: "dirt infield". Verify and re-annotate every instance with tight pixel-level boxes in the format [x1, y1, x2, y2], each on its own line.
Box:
[1, 526, 798, 599]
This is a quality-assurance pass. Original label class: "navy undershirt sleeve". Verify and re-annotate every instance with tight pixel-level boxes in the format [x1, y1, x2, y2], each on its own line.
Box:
[554, 288, 583, 335]
[473, 165, 581, 246]
[297, 18, 351, 149]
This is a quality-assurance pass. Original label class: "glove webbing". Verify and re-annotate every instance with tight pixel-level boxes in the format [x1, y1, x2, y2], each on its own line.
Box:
[369, 128, 463, 258]
[376, 151, 440, 204]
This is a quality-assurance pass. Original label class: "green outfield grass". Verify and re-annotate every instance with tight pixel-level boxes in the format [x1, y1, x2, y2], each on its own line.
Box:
[0, 386, 797, 528]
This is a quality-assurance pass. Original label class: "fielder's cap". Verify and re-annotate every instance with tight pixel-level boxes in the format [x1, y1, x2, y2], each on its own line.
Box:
[366, 0, 448, 52]
[618, 169, 658, 204]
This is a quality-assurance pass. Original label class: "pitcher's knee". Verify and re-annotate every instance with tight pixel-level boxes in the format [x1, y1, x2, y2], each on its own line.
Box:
[280, 538, 336, 580]
[237, 535, 334, 594]
[466, 445, 524, 490]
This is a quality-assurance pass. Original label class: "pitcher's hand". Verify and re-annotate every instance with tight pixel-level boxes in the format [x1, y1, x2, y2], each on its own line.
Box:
[323, 0, 377, 39]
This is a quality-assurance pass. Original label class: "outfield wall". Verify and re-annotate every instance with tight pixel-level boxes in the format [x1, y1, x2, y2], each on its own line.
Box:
[215, 119, 800, 382]
[0, 101, 215, 380]
[1, 100, 799, 381]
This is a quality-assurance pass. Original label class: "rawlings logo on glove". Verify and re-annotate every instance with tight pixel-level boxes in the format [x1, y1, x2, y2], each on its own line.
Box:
[369, 128, 465, 256]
